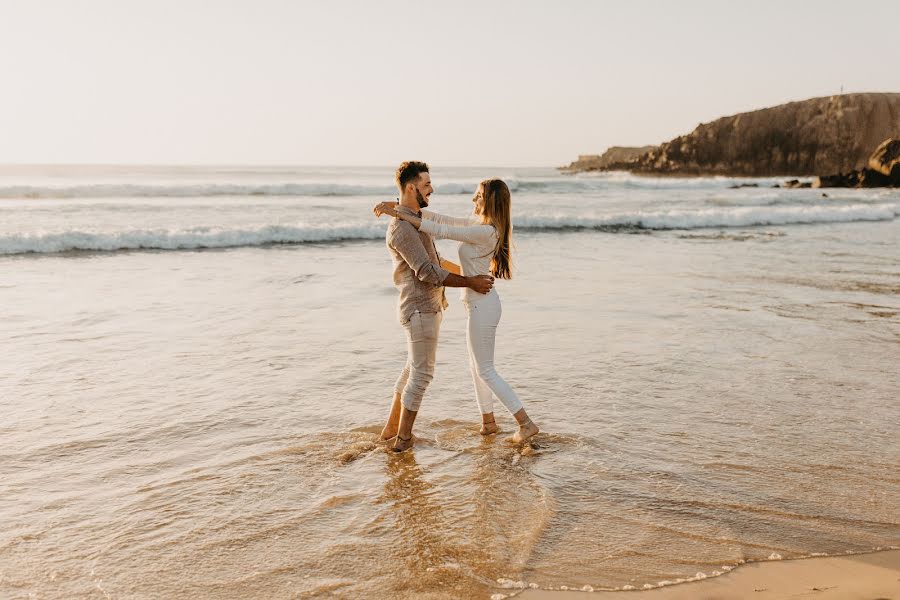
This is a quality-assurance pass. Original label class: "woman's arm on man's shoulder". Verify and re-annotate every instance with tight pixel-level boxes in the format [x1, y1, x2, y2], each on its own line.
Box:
[419, 219, 495, 246]
[421, 209, 474, 227]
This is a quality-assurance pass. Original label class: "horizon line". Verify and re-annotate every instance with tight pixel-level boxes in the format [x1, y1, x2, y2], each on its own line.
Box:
[0, 162, 565, 170]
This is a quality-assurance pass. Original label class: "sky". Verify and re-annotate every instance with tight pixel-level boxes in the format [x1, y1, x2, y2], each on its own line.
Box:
[1, 0, 898, 167]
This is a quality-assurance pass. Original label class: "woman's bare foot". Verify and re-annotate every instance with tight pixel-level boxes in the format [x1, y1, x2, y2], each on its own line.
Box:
[480, 414, 499, 435]
[392, 434, 414, 452]
[511, 419, 539, 444]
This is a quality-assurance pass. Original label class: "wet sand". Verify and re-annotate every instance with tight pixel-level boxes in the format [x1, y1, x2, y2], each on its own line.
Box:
[518, 550, 900, 599]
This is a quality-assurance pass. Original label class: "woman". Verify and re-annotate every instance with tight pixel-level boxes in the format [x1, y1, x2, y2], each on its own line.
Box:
[374, 179, 539, 444]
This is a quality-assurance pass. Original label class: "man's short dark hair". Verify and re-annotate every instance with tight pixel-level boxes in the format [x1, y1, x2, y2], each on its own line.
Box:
[395, 161, 429, 191]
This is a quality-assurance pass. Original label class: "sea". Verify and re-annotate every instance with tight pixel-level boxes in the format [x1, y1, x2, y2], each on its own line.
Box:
[1, 165, 898, 599]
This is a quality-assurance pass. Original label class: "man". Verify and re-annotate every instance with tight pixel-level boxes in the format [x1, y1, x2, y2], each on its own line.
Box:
[376, 161, 494, 451]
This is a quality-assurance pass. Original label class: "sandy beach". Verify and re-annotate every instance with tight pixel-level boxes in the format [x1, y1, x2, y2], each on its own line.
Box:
[518, 550, 900, 600]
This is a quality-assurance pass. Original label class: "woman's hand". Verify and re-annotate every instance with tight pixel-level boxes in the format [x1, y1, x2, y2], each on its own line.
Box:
[373, 201, 399, 217]
[374, 202, 422, 229]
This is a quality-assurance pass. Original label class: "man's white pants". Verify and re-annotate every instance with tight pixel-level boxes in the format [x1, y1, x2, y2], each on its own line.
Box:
[394, 310, 442, 411]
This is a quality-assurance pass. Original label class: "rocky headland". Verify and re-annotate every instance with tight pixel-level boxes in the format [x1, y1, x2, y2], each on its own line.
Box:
[560, 146, 655, 173]
[563, 93, 900, 186]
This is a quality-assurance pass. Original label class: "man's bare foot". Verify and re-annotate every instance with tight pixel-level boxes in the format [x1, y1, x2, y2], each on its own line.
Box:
[392, 434, 414, 452]
[380, 422, 399, 441]
[511, 419, 539, 444]
[480, 421, 499, 435]
[381, 393, 403, 441]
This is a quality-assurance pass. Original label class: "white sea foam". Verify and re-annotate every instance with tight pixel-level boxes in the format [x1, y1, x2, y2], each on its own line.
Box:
[2, 202, 896, 255]
[0, 224, 388, 255]
[519, 202, 899, 231]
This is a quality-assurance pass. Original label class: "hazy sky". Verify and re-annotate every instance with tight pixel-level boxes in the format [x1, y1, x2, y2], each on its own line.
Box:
[2, 0, 898, 166]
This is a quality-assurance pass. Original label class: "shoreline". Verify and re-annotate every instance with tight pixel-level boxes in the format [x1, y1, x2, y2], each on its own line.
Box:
[557, 168, 815, 179]
[514, 549, 900, 599]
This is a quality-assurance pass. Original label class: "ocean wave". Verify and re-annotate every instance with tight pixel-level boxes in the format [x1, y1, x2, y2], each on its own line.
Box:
[0, 183, 411, 199]
[518, 202, 900, 231]
[0, 182, 499, 199]
[0, 174, 793, 199]
[3, 203, 896, 255]
[0, 225, 388, 255]
[578, 171, 791, 190]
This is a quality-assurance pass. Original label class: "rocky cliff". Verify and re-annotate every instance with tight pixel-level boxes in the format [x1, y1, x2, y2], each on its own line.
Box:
[566, 93, 900, 176]
[560, 146, 655, 172]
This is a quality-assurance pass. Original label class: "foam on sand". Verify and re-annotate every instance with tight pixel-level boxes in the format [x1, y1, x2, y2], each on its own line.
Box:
[515, 549, 900, 599]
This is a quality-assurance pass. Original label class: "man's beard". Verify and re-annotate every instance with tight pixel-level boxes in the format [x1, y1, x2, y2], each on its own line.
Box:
[415, 189, 429, 209]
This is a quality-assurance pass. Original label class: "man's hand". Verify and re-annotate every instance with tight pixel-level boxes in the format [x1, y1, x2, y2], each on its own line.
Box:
[442, 272, 494, 292]
[467, 274, 494, 294]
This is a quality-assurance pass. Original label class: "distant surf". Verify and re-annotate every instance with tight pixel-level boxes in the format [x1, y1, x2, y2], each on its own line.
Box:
[0, 174, 793, 199]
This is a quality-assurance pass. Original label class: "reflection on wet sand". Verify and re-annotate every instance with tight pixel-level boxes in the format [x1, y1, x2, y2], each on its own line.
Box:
[370, 431, 549, 598]
[378, 450, 478, 597]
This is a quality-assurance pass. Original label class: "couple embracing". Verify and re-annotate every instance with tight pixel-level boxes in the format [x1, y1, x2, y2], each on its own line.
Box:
[374, 161, 539, 452]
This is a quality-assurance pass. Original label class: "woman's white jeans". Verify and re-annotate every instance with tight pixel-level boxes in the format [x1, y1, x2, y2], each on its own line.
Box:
[465, 292, 523, 416]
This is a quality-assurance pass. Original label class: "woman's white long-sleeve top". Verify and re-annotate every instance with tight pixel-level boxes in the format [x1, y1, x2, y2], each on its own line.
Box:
[419, 209, 498, 302]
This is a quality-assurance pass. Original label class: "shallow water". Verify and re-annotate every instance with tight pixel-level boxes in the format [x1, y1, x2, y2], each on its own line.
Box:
[1, 168, 899, 598]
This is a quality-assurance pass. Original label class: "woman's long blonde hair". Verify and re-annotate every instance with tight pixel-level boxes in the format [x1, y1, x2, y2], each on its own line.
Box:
[479, 179, 513, 280]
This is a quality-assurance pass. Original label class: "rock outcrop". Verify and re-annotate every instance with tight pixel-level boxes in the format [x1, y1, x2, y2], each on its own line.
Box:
[560, 146, 655, 173]
[811, 138, 900, 187]
[565, 93, 900, 177]
[867, 138, 900, 176]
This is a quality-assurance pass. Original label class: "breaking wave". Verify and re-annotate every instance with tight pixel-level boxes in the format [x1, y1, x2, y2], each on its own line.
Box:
[3, 203, 896, 255]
